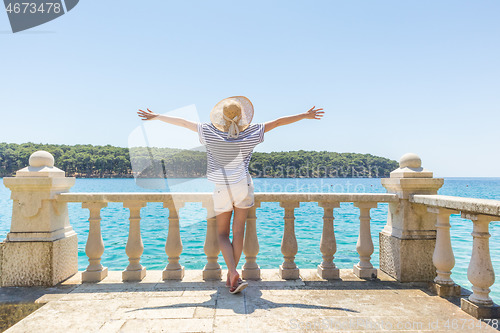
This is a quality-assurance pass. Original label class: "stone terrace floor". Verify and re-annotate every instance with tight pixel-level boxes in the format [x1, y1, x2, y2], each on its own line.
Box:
[1, 269, 499, 333]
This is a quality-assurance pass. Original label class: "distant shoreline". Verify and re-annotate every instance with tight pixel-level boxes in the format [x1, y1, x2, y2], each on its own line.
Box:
[1, 175, 387, 179]
[0, 143, 399, 179]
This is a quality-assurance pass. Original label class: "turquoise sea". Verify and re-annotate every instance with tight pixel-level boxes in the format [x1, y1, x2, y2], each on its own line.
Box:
[0, 177, 499, 303]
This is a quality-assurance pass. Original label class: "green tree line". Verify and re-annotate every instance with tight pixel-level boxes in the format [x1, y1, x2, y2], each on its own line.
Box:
[0, 143, 398, 178]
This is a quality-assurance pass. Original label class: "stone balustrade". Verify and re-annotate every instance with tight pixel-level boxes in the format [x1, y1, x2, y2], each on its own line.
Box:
[411, 194, 500, 319]
[56, 192, 397, 282]
[1, 151, 499, 320]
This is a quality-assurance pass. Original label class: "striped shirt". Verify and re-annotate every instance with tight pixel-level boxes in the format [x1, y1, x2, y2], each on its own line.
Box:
[197, 123, 265, 184]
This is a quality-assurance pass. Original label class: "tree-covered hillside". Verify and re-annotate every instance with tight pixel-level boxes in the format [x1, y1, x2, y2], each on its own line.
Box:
[0, 143, 398, 178]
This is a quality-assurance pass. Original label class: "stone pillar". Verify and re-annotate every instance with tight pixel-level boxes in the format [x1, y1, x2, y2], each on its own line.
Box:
[202, 201, 221, 281]
[122, 201, 147, 282]
[353, 202, 378, 279]
[242, 203, 261, 280]
[317, 201, 340, 280]
[379, 153, 444, 282]
[428, 207, 461, 297]
[81, 201, 108, 282]
[1, 151, 77, 286]
[460, 213, 500, 319]
[279, 201, 300, 280]
[163, 201, 185, 280]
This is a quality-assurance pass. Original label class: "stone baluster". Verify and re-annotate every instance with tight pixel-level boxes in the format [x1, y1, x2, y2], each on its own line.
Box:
[460, 213, 499, 319]
[122, 201, 147, 281]
[353, 202, 378, 279]
[163, 201, 185, 280]
[317, 201, 340, 279]
[202, 200, 221, 280]
[279, 201, 300, 280]
[81, 201, 108, 282]
[243, 202, 261, 280]
[427, 207, 461, 296]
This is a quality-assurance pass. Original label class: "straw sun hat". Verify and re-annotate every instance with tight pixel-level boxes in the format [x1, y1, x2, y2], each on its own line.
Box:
[210, 96, 254, 138]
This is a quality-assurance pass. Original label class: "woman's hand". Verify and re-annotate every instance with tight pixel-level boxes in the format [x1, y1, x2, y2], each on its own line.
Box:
[304, 106, 324, 120]
[137, 108, 159, 121]
[137, 109, 198, 132]
[264, 106, 325, 133]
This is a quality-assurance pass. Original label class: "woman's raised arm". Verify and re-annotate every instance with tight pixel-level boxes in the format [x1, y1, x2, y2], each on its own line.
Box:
[264, 106, 324, 133]
[137, 108, 197, 132]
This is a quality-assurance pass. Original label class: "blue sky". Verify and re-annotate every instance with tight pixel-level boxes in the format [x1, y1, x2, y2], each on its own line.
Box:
[1, 1, 499, 177]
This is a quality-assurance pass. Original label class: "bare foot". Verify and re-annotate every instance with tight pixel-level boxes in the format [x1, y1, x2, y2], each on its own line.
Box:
[229, 272, 248, 294]
[229, 272, 240, 292]
[227, 272, 242, 287]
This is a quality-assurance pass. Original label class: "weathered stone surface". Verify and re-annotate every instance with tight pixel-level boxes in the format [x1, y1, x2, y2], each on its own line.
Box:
[81, 267, 108, 283]
[412, 194, 500, 217]
[461, 298, 500, 319]
[1, 235, 78, 287]
[52, 235, 78, 285]
[120, 318, 213, 333]
[379, 231, 397, 279]
[0, 303, 44, 332]
[317, 265, 339, 280]
[122, 266, 146, 282]
[353, 265, 377, 279]
[379, 232, 436, 282]
[278, 265, 300, 280]
[2, 269, 497, 333]
[429, 282, 461, 297]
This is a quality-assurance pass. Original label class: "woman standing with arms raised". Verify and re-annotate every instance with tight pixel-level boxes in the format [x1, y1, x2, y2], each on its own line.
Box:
[138, 96, 324, 293]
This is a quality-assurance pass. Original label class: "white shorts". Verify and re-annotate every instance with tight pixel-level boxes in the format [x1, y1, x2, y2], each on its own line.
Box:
[213, 175, 255, 214]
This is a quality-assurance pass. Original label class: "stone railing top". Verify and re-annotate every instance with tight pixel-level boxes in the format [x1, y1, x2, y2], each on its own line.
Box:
[57, 192, 398, 204]
[411, 194, 500, 217]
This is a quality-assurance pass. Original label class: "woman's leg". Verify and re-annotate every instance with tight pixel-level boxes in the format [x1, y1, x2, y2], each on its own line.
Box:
[232, 207, 249, 268]
[216, 210, 239, 285]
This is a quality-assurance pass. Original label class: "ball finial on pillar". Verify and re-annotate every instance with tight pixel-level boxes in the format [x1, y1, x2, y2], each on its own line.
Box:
[389, 153, 432, 178]
[399, 153, 421, 169]
[16, 150, 64, 177]
[29, 151, 55, 168]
